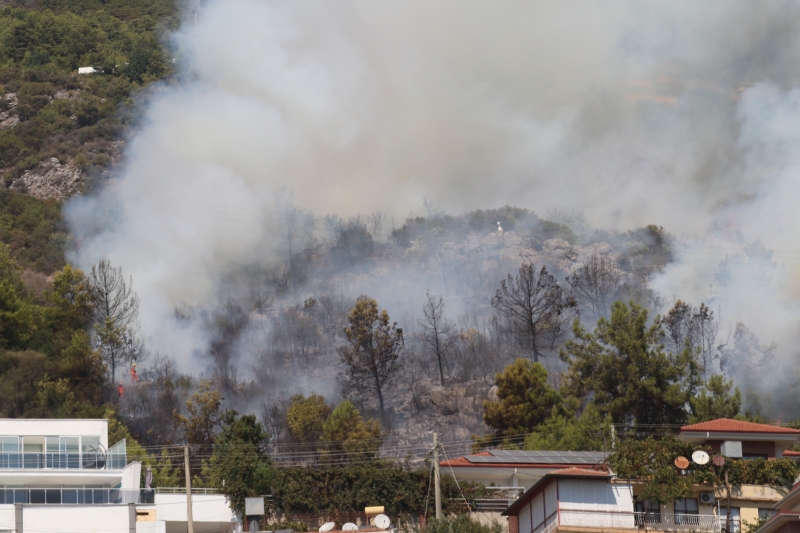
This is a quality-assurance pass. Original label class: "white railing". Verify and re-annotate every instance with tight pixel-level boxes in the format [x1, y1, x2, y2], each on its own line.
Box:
[538, 510, 721, 532]
[152, 487, 220, 495]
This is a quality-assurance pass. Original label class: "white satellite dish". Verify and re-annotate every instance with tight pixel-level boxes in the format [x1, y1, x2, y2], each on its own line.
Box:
[342, 523, 359, 531]
[374, 515, 391, 530]
[320, 523, 336, 532]
[692, 450, 710, 465]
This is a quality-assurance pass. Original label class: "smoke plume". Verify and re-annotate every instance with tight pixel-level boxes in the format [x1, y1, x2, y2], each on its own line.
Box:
[66, 1, 800, 417]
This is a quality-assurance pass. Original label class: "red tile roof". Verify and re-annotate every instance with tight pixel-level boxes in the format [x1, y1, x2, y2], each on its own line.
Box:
[438, 456, 591, 468]
[783, 450, 800, 457]
[679, 418, 800, 435]
[548, 467, 611, 477]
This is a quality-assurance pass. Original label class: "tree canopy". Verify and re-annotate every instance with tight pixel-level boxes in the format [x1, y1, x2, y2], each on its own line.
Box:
[560, 301, 699, 426]
[483, 358, 564, 437]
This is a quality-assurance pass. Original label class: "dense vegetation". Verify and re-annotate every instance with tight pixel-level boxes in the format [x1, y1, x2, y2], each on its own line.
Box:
[0, 190, 66, 272]
[0, 244, 104, 416]
[609, 436, 799, 502]
[0, 0, 176, 185]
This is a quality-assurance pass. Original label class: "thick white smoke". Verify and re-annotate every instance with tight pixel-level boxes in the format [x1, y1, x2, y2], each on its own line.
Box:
[65, 1, 800, 409]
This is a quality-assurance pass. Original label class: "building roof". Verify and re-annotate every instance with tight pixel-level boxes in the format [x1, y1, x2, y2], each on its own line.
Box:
[783, 450, 800, 457]
[502, 466, 611, 516]
[440, 449, 608, 468]
[753, 512, 800, 533]
[678, 419, 800, 435]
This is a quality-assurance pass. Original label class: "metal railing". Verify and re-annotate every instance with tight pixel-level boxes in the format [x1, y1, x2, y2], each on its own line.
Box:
[151, 487, 220, 495]
[475, 487, 526, 512]
[0, 487, 225, 505]
[535, 510, 721, 532]
[0, 452, 126, 470]
[0, 488, 156, 505]
[0, 452, 128, 470]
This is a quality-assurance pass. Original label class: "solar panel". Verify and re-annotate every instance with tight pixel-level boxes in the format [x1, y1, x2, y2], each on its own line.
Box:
[465, 450, 608, 464]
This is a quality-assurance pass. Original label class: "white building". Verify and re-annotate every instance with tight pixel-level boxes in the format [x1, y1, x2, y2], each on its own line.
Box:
[0, 419, 237, 533]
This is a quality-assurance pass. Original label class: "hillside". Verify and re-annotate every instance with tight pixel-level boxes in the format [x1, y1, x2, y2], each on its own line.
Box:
[0, 0, 175, 198]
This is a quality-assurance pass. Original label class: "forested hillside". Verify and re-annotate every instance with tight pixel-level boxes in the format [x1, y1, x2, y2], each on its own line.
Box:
[0, 0, 176, 196]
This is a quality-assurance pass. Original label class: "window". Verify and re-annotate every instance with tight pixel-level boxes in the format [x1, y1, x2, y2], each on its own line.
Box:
[635, 499, 661, 524]
[674, 498, 699, 525]
[720, 507, 741, 533]
[759, 509, 776, 521]
[743, 454, 768, 460]
[0, 437, 21, 468]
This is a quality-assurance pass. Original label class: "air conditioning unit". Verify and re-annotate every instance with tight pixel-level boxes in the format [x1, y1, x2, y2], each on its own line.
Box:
[700, 492, 716, 504]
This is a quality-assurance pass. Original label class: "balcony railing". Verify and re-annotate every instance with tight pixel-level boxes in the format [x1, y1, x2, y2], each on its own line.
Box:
[0, 488, 156, 505]
[0, 451, 126, 470]
[540, 510, 721, 532]
[0, 487, 225, 505]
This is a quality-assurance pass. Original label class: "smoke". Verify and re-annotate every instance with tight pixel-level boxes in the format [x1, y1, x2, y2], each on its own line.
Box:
[65, 1, 800, 416]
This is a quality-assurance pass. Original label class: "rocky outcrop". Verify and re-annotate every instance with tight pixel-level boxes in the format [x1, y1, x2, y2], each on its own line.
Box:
[11, 158, 84, 200]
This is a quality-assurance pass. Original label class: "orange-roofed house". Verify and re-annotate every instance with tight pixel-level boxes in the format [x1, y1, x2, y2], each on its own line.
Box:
[439, 449, 610, 491]
[754, 479, 800, 533]
[497, 419, 799, 533]
[677, 418, 800, 460]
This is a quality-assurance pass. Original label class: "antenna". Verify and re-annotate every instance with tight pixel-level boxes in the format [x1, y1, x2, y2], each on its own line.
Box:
[375, 515, 391, 530]
[692, 450, 710, 465]
[320, 523, 335, 532]
[342, 524, 358, 531]
[674, 456, 690, 469]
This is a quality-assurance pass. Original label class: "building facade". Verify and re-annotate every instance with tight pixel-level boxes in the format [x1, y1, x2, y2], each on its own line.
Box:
[0, 418, 236, 533]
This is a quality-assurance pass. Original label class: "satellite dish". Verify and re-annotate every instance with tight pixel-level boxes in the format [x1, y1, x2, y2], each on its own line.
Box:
[343, 523, 359, 531]
[375, 515, 391, 530]
[692, 450, 710, 465]
[713, 455, 726, 467]
[675, 456, 690, 469]
[320, 523, 336, 532]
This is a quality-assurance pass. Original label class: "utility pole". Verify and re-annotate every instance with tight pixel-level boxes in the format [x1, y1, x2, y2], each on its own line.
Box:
[184, 445, 194, 533]
[433, 432, 442, 520]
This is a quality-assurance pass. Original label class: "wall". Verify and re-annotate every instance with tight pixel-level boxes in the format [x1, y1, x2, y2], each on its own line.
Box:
[136, 519, 167, 533]
[558, 480, 635, 530]
[22, 504, 133, 533]
[558, 480, 633, 512]
[0, 420, 109, 448]
[121, 462, 142, 491]
[154, 494, 233, 523]
[705, 440, 776, 459]
[0, 505, 14, 531]
[448, 467, 553, 491]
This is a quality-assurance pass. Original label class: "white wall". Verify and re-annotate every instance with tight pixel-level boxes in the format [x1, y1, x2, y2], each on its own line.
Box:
[558, 480, 633, 512]
[557, 480, 635, 530]
[0, 420, 109, 448]
[518, 479, 560, 533]
[122, 462, 142, 491]
[22, 505, 132, 533]
[154, 494, 234, 523]
[137, 519, 167, 533]
[0, 505, 15, 531]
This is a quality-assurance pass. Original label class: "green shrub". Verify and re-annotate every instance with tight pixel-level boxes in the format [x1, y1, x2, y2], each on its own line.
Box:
[426, 515, 504, 533]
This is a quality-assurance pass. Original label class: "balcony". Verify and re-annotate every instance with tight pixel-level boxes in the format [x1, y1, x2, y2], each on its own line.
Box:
[538, 510, 722, 533]
[0, 487, 220, 505]
[0, 439, 127, 470]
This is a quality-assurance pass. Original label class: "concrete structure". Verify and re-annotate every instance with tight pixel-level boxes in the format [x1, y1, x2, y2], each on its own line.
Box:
[677, 419, 800, 459]
[136, 492, 237, 533]
[502, 467, 765, 533]
[77, 67, 97, 74]
[0, 418, 140, 532]
[0, 419, 238, 532]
